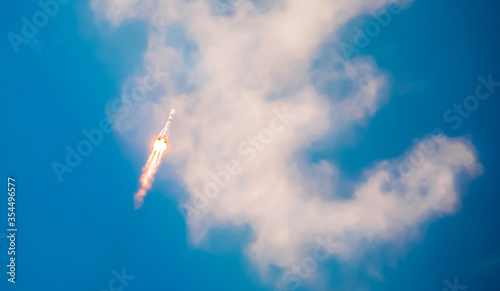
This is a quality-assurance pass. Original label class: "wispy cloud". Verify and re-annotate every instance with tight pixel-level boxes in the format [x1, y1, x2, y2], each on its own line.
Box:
[91, 0, 480, 286]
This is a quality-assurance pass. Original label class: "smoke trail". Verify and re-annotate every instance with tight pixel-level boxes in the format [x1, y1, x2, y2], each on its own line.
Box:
[134, 138, 168, 209]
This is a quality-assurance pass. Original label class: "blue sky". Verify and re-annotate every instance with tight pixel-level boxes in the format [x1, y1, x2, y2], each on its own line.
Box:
[1, 0, 499, 290]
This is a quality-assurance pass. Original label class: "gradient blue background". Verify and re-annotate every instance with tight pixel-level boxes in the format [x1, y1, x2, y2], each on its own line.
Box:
[1, 0, 499, 290]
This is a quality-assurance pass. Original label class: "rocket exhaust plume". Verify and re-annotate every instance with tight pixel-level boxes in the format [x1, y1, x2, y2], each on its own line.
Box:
[134, 109, 176, 209]
[134, 138, 167, 208]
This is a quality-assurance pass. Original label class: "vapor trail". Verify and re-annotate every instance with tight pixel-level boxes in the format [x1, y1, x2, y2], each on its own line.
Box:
[134, 109, 176, 209]
[134, 139, 167, 208]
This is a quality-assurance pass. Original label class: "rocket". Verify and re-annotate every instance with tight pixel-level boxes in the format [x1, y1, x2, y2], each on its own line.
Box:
[135, 109, 176, 208]
[158, 108, 176, 140]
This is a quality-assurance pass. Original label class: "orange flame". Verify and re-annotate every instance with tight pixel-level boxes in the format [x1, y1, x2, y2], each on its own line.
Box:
[134, 137, 168, 209]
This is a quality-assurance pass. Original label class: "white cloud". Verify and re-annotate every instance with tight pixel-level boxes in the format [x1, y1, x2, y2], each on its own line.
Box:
[92, 0, 480, 280]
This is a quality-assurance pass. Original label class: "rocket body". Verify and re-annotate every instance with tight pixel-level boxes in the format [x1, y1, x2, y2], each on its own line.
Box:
[159, 109, 176, 139]
[135, 108, 175, 209]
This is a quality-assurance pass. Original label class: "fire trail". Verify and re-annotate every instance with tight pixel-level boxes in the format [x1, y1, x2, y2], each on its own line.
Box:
[134, 109, 176, 209]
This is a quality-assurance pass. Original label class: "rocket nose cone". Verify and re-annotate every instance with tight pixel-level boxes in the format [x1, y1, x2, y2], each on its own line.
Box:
[170, 109, 176, 116]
